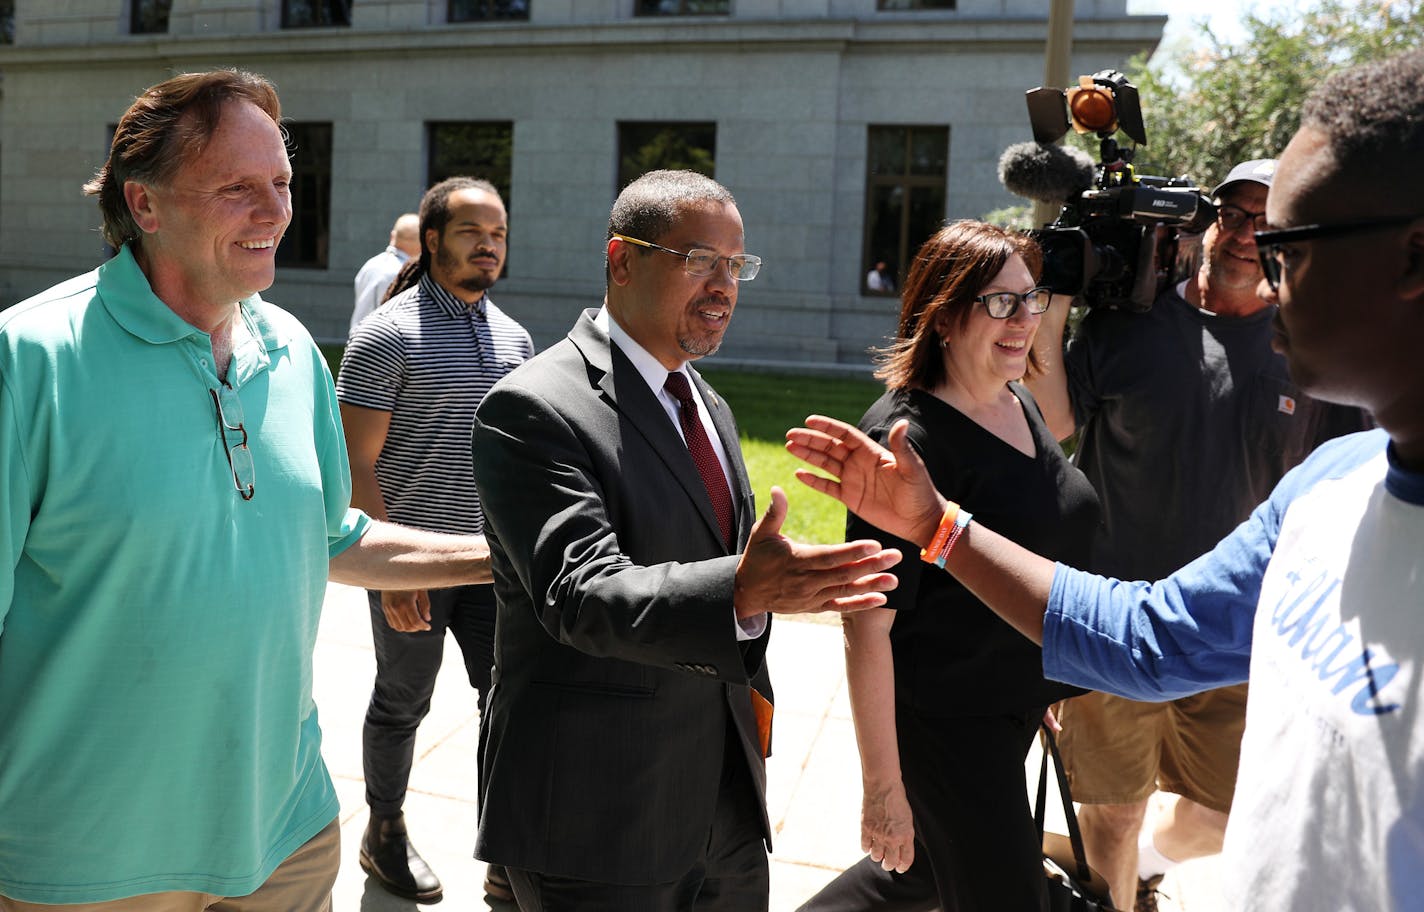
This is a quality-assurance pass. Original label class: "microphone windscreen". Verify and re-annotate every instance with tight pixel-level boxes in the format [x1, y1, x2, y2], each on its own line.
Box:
[998, 142, 1096, 205]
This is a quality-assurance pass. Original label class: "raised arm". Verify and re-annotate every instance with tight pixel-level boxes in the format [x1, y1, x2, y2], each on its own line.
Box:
[1021, 293, 1077, 443]
[786, 415, 1056, 644]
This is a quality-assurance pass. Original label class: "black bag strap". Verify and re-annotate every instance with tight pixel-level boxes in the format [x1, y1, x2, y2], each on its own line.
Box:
[1035, 722, 1094, 885]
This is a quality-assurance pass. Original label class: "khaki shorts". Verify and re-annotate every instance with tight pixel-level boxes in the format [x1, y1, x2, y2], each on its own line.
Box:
[1055, 684, 1248, 813]
[0, 818, 339, 912]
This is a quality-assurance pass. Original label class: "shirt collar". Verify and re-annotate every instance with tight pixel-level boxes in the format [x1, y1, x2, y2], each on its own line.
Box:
[1385, 440, 1424, 506]
[419, 272, 487, 319]
[596, 305, 690, 393]
[387, 245, 412, 263]
[98, 243, 286, 352]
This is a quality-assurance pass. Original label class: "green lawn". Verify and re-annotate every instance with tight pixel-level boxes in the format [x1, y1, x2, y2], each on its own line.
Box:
[322, 344, 882, 545]
[698, 368, 882, 545]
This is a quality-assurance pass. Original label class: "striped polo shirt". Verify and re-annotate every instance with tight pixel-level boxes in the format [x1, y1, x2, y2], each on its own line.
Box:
[337, 272, 533, 535]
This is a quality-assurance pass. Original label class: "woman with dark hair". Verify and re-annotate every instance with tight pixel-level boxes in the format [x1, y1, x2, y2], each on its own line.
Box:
[799, 221, 1100, 911]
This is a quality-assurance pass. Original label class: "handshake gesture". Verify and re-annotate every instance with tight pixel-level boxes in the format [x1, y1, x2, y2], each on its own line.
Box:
[785, 415, 948, 548]
[785, 414, 1056, 645]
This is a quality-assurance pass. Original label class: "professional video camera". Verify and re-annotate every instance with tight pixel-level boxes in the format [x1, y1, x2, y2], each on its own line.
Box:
[999, 70, 1216, 311]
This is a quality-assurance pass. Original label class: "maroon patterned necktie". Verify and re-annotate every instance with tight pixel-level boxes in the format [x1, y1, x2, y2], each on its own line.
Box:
[664, 371, 734, 548]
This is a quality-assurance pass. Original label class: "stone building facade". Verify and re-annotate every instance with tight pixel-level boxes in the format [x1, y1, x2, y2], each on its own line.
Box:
[0, 1, 1162, 365]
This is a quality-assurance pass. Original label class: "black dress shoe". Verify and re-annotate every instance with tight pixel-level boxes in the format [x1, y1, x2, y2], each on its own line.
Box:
[359, 813, 443, 902]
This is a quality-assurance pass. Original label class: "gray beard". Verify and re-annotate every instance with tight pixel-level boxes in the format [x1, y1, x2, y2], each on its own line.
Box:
[679, 335, 721, 358]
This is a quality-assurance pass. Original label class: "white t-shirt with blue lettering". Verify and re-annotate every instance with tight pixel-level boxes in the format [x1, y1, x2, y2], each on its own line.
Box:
[1044, 428, 1424, 910]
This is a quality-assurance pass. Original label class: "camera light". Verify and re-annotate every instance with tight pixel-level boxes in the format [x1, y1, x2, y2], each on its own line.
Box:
[1066, 78, 1118, 135]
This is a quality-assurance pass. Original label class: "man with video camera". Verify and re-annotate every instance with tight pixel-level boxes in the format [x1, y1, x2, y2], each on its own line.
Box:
[789, 50, 1424, 912]
[1025, 158, 1369, 909]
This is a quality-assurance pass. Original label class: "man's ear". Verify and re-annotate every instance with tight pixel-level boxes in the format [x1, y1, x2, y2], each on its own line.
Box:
[424, 227, 441, 257]
[608, 237, 634, 287]
[123, 181, 160, 234]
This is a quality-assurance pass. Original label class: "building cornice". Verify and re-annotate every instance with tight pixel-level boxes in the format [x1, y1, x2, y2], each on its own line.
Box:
[0, 16, 1165, 67]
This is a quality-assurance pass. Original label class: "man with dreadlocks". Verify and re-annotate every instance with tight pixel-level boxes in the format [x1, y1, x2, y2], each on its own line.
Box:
[336, 176, 533, 903]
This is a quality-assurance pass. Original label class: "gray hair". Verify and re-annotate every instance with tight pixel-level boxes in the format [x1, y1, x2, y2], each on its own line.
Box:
[608, 170, 735, 246]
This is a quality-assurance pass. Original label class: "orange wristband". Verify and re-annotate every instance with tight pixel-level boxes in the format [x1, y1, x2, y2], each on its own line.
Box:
[919, 501, 960, 564]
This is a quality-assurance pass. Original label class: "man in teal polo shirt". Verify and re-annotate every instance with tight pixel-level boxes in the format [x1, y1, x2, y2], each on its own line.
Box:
[0, 71, 491, 910]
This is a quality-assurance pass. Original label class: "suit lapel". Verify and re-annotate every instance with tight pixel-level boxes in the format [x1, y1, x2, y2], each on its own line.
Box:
[568, 312, 736, 553]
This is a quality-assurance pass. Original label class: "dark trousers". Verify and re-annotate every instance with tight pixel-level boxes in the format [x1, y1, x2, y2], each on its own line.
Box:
[797, 706, 1049, 912]
[505, 729, 770, 912]
[363, 583, 496, 818]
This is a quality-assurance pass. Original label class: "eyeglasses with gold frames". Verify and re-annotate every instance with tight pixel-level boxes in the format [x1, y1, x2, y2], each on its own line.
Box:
[210, 385, 255, 501]
[612, 233, 762, 282]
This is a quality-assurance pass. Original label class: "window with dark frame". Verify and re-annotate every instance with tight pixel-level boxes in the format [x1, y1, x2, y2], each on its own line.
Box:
[617, 122, 716, 191]
[427, 122, 514, 202]
[281, 0, 351, 28]
[449, 0, 530, 21]
[862, 125, 949, 295]
[277, 123, 333, 270]
[634, 1, 730, 16]
[875, 0, 955, 9]
[1, 0, 14, 44]
[130, 0, 171, 33]
[427, 122, 515, 275]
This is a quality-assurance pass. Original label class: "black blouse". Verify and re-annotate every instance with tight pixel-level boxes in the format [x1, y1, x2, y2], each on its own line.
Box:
[849, 383, 1101, 716]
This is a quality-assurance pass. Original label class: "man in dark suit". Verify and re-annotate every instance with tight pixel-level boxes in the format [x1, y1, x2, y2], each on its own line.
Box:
[471, 170, 901, 911]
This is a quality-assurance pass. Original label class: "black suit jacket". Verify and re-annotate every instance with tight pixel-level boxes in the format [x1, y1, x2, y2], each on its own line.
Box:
[470, 309, 772, 884]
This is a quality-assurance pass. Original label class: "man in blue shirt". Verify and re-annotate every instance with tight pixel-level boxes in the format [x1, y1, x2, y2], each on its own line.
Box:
[0, 70, 492, 910]
[788, 50, 1424, 912]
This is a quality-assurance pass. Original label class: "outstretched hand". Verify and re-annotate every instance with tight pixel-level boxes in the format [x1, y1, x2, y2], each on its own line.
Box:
[732, 486, 902, 619]
[785, 416, 946, 547]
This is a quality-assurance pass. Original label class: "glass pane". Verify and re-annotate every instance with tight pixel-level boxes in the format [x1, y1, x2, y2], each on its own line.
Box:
[866, 183, 904, 285]
[283, 0, 351, 28]
[449, 0, 530, 21]
[877, 0, 955, 8]
[0, 0, 14, 44]
[635, 0, 730, 16]
[132, 0, 171, 34]
[617, 122, 716, 190]
[868, 127, 906, 177]
[909, 127, 948, 176]
[428, 122, 514, 205]
[906, 185, 946, 265]
[276, 123, 332, 269]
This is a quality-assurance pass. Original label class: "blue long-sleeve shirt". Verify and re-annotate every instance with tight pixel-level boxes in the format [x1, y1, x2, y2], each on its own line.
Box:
[1042, 428, 1424, 910]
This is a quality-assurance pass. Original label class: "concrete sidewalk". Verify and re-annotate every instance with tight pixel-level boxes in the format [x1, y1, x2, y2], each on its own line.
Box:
[314, 582, 1224, 911]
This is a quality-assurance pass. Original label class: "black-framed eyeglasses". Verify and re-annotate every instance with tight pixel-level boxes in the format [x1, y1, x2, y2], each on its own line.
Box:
[1217, 203, 1268, 233]
[1254, 214, 1422, 292]
[209, 385, 255, 501]
[612, 233, 762, 282]
[975, 287, 1051, 319]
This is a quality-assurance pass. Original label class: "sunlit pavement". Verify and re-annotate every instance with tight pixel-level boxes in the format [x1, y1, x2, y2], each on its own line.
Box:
[315, 582, 1223, 911]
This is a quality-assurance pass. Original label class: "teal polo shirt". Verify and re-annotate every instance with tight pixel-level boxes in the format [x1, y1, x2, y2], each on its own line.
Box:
[0, 245, 370, 902]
